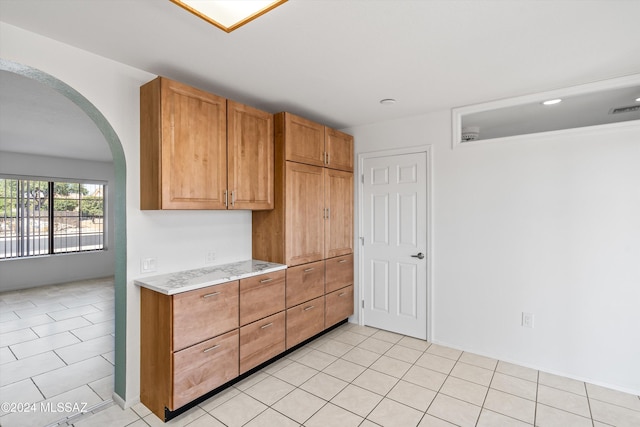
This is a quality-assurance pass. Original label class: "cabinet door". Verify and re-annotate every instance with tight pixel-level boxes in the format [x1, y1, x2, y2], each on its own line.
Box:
[325, 254, 353, 293]
[325, 285, 354, 328]
[325, 128, 354, 172]
[324, 168, 353, 259]
[239, 270, 285, 326]
[160, 78, 227, 209]
[172, 281, 239, 351]
[286, 296, 325, 349]
[240, 311, 285, 374]
[283, 113, 325, 167]
[286, 260, 325, 308]
[285, 162, 324, 266]
[172, 329, 239, 409]
[228, 100, 274, 210]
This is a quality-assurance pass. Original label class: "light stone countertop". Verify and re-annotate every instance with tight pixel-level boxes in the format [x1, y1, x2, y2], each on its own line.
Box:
[134, 259, 287, 295]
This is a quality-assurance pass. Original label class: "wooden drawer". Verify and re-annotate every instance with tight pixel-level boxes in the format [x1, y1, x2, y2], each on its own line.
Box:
[286, 260, 325, 308]
[172, 280, 239, 351]
[172, 329, 238, 410]
[239, 311, 285, 374]
[286, 296, 325, 349]
[240, 270, 285, 326]
[325, 285, 353, 328]
[325, 254, 353, 293]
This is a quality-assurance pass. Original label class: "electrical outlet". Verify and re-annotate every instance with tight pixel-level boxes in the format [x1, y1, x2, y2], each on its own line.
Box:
[522, 312, 534, 328]
[205, 251, 216, 264]
[141, 257, 157, 273]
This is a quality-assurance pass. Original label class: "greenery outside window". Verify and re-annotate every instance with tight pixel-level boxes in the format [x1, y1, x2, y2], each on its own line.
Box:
[0, 175, 106, 259]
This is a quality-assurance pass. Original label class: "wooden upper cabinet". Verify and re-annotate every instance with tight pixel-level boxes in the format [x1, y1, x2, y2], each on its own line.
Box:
[141, 77, 227, 210]
[325, 128, 354, 172]
[140, 77, 274, 210]
[280, 112, 354, 172]
[282, 113, 325, 167]
[285, 161, 325, 266]
[324, 168, 354, 258]
[228, 100, 274, 210]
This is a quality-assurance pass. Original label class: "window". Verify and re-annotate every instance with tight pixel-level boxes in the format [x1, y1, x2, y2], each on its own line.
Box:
[0, 175, 106, 259]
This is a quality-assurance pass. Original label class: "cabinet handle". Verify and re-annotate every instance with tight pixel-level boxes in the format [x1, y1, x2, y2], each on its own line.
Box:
[304, 305, 315, 311]
[324, 151, 328, 165]
[303, 268, 315, 272]
[260, 322, 273, 329]
[339, 292, 346, 297]
[338, 259, 347, 263]
[231, 190, 235, 207]
[203, 344, 220, 353]
[327, 152, 330, 165]
[259, 278, 273, 283]
[202, 292, 221, 298]
[326, 208, 330, 220]
[224, 190, 228, 207]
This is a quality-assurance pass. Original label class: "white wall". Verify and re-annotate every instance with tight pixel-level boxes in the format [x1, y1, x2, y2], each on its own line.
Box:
[0, 23, 253, 403]
[0, 152, 115, 291]
[345, 111, 640, 395]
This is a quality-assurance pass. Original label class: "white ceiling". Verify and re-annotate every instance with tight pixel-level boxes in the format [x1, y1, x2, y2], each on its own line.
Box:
[0, 70, 111, 161]
[1, 0, 640, 161]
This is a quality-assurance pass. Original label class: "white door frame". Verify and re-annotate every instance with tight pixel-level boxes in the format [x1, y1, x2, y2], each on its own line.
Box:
[356, 145, 433, 341]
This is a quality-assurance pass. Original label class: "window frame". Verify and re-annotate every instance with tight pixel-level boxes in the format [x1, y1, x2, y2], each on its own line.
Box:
[0, 173, 107, 260]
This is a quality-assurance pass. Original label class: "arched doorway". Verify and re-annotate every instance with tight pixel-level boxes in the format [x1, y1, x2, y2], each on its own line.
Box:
[0, 58, 127, 401]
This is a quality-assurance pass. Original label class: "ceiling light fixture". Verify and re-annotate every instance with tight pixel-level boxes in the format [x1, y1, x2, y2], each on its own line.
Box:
[635, 97, 640, 102]
[170, 0, 287, 33]
[542, 98, 562, 106]
[380, 98, 397, 105]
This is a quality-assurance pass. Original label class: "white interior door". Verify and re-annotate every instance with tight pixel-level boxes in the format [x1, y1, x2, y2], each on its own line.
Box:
[362, 152, 427, 339]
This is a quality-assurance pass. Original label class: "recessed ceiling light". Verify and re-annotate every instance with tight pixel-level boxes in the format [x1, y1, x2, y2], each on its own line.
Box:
[380, 98, 397, 105]
[542, 99, 562, 106]
[635, 97, 640, 102]
[170, 0, 287, 33]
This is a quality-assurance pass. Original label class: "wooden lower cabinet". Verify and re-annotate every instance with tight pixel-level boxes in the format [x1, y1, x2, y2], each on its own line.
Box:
[141, 265, 354, 420]
[239, 270, 285, 325]
[240, 311, 285, 374]
[286, 296, 325, 349]
[173, 280, 239, 351]
[325, 285, 354, 328]
[172, 330, 239, 409]
[286, 260, 325, 308]
[325, 254, 353, 293]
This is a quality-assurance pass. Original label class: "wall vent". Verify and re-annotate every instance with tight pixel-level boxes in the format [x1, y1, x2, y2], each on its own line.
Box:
[610, 105, 640, 114]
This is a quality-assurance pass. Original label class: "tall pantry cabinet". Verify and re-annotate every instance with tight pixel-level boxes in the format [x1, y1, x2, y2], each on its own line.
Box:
[253, 112, 354, 347]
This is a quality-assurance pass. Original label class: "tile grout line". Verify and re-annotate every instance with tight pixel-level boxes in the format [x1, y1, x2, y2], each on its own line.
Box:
[475, 358, 498, 426]
[584, 381, 595, 427]
[534, 369, 539, 427]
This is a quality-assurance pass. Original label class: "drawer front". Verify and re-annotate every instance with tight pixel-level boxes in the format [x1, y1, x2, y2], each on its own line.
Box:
[239, 311, 285, 374]
[286, 296, 325, 349]
[325, 285, 354, 328]
[286, 261, 325, 308]
[172, 280, 239, 351]
[172, 329, 239, 409]
[325, 254, 353, 293]
[240, 270, 285, 326]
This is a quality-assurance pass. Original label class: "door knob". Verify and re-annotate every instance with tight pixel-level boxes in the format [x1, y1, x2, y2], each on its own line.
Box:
[411, 252, 425, 259]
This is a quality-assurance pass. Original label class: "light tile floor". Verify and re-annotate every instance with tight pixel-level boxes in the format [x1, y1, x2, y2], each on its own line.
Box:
[0, 277, 115, 427]
[2, 280, 639, 426]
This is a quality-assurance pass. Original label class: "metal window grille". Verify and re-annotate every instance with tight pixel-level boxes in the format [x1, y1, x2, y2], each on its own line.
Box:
[0, 176, 105, 259]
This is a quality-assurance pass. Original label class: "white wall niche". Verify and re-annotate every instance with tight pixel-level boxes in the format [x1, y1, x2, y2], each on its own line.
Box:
[452, 74, 640, 148]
